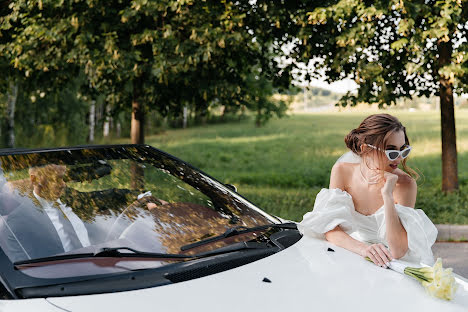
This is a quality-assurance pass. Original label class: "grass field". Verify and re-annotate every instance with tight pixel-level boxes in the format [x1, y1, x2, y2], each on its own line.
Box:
[112, 109, 468, 224]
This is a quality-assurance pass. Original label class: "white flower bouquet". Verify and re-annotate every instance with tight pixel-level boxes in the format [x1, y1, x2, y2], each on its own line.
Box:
[366, 257, 458, 300]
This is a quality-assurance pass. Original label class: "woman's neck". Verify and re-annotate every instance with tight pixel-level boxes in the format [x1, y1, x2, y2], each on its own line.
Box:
[359, 161, 383, 185]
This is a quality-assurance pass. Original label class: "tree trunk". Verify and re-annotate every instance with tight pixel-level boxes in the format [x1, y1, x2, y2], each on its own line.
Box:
[130, 81, 145, 188]
[130, 162, 144, 190]
[255, 107, 261, 127]
[183, 105, 188, 129]
[88, 101, 95, 143]
[221, 105, 229, 122]
[103, 104, 111, 138]
[437, 40, 458, 193]
[116, 121, 121, 138]
[6, 81, 18, 148]
[130, 83, 144, 144]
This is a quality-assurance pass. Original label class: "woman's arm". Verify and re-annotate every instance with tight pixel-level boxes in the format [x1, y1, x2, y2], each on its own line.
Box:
[381, 172, 417, 259]
[326, 163, 366, 254]
[382, 193, 408, 259]
[326, 163, 393, 267]
[324, 227, 369, 256]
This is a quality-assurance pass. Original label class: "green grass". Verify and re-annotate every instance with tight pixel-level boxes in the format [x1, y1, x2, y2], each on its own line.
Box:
[109, 109, 468, 224]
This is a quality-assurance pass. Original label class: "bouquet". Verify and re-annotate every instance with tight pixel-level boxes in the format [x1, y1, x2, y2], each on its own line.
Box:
[366, 257, 458, 300]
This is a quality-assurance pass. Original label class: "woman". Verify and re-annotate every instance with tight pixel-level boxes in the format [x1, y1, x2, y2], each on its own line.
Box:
[297, 113, 438, 268]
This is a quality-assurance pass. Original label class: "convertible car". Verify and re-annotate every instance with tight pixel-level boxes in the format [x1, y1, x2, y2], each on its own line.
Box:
[0, 144, 467, 311]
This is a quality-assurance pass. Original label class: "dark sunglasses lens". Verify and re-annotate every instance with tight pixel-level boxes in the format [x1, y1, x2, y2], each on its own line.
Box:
[402, 149, 411, 158]
[388, 152, 400, 160]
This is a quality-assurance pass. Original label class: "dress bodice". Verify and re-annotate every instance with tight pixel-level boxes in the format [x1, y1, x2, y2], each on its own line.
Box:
[297, 188, 438, 265]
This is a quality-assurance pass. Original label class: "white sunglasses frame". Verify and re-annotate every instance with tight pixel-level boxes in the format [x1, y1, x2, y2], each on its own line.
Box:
[365, 143, 412, 161]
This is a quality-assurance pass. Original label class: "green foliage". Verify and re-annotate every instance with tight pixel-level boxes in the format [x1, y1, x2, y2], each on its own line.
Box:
[12, 76, 91, 147]
[0, 0, 294, 141]
[243, 72, 289, 126]
[269, 0, 468, 106]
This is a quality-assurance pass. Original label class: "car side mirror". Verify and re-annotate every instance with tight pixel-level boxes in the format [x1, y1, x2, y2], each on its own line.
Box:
[225, 184, 237, 192]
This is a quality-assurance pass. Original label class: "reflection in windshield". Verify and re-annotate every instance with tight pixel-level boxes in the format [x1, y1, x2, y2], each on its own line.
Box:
[0, 146, 274, 277]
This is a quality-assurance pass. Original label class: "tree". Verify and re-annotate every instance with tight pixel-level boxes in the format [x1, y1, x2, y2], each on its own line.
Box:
[1, 0, 292, 146]
[0, 0, 87, 148]
[276, 0, 467, 193]
[243, 72, 288, 127]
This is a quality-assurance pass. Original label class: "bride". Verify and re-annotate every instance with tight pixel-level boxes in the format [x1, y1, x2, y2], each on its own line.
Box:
[297, 113, 438, 268]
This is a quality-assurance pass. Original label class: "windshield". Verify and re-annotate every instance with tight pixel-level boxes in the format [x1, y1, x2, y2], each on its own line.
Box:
[0, 146, 276, 278]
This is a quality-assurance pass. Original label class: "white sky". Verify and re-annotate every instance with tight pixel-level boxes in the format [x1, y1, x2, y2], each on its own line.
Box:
[306, 77, 358, 94]
[300, 76, 468, 98]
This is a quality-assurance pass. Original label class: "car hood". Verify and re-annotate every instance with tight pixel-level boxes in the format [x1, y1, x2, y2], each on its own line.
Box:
[45, 236, 468, 311]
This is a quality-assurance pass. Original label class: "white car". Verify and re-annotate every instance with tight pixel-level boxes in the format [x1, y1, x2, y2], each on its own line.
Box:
[0, 145, 467, 311]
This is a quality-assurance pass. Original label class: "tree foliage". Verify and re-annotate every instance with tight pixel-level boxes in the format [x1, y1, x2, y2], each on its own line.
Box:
[287, 0, 467, 107]
[0, 0, 294, 145]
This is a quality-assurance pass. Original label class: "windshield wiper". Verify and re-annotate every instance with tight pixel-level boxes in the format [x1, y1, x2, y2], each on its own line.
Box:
[13, 242, 276, 270]
[14, 247, 193, 267]
[13, 223, 297, 267]
[180, 222, 297, 251]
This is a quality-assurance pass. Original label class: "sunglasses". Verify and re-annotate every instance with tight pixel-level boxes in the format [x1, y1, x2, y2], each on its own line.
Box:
[365, 143, 412, 161]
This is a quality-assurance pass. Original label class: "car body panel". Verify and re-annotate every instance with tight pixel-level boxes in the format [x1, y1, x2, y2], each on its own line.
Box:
[41, 236, 468, 312]
[0, 298, 64, 311]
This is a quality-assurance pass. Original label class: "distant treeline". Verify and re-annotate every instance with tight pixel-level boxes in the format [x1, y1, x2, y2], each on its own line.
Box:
[0, 76, 300, 149]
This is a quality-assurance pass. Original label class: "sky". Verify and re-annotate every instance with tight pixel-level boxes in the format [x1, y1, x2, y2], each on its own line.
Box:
[307, 77, 358, 94]
[302, 76, 467, 98]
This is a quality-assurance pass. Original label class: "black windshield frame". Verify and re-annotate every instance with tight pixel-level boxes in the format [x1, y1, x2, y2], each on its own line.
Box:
[0, 144, 282, 299]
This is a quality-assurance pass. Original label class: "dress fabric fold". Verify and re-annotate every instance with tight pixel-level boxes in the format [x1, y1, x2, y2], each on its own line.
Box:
[297, 188, 438, 265]
[297, 188, 355, 238]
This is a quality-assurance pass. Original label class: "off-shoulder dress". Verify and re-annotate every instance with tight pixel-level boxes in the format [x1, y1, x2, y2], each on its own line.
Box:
[297, 188, 438, 265]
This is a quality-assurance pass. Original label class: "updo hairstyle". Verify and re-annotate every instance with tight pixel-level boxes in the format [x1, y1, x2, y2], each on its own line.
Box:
[344, 113, 420, 181]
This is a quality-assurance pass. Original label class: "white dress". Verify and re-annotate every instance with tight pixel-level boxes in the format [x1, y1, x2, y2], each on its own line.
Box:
[297, 187, 438, 265]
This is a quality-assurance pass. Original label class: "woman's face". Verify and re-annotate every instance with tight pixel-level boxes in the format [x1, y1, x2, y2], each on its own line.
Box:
[364, 130, 407, 173]
[379, 130, 407, 172]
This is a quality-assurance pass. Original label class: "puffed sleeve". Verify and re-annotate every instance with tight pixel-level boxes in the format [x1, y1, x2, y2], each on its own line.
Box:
[378, 205, 438, 265]
[297, 188, 355, 239]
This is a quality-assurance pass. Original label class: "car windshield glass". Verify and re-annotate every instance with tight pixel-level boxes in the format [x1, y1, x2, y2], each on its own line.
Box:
[0, 146, 275, 278]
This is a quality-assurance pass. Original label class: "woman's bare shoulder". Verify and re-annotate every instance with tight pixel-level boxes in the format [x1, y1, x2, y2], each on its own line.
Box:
[331, 162, 359, 180]
[332, 161, 359, 173]
[330, 162, 357, 189]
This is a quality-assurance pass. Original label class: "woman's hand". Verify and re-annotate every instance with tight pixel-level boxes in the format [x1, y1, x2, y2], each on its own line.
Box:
[381, 171, 398, 198]
[361, 243, 393, 268]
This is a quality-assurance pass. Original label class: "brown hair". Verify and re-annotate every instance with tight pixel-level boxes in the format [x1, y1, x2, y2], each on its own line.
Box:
[344, 113, 420, 182]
